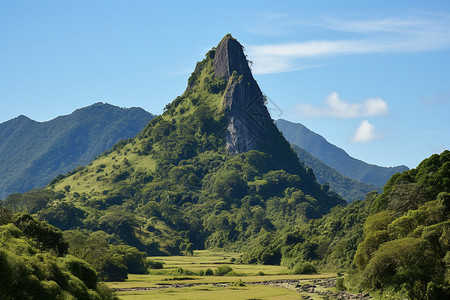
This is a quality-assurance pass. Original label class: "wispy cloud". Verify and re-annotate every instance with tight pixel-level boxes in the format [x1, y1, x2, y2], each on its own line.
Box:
[352, 120, 382, 143]
[247, 14, 450, 74]
[421, 91, 450, 105]
[293, 92, 388, 119]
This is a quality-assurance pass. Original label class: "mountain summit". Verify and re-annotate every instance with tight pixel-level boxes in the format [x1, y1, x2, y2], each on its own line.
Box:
[214, 35, 274, 154]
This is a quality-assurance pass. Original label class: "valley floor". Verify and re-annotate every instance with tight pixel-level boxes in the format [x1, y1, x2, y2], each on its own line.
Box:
[105, 250, 372, 300]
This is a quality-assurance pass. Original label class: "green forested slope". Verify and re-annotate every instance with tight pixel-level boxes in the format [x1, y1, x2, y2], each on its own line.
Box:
[243, 150, 449, 299]
[0, 103, 154, 199]
[353, 150, 450, 298]
[3, 35, 344, 258]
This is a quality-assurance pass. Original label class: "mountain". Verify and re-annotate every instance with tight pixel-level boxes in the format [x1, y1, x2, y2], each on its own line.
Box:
[276, 118, 409, 187]
[4, 34, 345, 256]
[291, 144, 381, 202]
[0, 103, 154, 199]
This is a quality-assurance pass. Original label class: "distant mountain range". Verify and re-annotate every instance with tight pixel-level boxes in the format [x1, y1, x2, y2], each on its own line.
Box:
[276, 119, 409, 187]
[0, 103, 155, 198]
[292, 144, 381, 202]
[0, 104, 405, 203]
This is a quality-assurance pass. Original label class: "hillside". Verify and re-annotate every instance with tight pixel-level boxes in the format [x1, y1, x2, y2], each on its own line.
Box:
[0, 103, 154, 199]
[244, 150, 450, 299]
[276, 119, 408, 187]
[292, 144, 381, 202]
[4, 35, 345, 257]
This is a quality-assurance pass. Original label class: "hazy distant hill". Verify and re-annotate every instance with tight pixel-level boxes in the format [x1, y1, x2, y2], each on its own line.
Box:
[276, 119, 409, 186]
[292, 144, 381, 202]
[0, 102, 154, 198]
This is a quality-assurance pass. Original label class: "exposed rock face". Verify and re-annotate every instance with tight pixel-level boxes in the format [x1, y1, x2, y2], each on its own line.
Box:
[213, 35, 274, 154]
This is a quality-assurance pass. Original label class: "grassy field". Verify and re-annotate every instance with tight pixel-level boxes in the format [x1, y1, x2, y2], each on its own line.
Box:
[106, 250, 336, 299]
[149, 250, 288, 275]
[117, 284, 302, 300]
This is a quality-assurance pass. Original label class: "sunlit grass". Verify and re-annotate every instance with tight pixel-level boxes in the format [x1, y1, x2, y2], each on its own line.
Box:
[106, 250, 336, 299]
[117, 284, 301, 300]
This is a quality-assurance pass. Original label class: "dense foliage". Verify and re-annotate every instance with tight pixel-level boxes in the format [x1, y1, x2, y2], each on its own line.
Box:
[353, 150, 450, 299]
[0, 103, 154, 198]
[241, 191, 376, 270]
[242, 151, 449, 299]
[63, 230, 149, 281]
[0, 207, 117, 299]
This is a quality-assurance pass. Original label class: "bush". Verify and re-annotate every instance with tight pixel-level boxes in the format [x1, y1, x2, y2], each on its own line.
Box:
[204, 268, 214, 276]
[63, 255, 98, 289]
[215, 265, 233, 276]
[292, 262, 317, 274]
[147, 260, 164, 269]
[172, 267, 197, 276]
[232, 279, 245, 286]
[336, 277, 346, 291]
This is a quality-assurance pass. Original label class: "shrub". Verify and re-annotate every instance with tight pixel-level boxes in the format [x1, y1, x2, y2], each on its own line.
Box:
[204, 268, 214, 276]
[232, 279, 245, 286]
[336, 277, 346, 291]
[292, 262, 317, 274]
[147, 260, 164, 269]
[63, 255, 98, 289]
[215, 265, 233, 276]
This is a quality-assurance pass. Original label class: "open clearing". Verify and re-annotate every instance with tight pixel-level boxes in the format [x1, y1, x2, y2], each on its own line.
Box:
[106, 250, 337, 299]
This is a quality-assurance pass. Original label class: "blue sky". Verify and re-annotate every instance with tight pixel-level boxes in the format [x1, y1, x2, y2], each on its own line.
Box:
[1, 0, 449, 169]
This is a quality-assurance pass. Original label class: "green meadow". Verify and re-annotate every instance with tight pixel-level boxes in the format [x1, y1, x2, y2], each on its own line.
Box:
[106, 250, 336, 299]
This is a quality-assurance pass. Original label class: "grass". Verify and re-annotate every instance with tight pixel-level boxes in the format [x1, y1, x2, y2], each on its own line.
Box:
[53, 146, 156, 197]
[147, 250, 290, 276]
[117, 284, 301, 300]
[106, 250, 337, 299]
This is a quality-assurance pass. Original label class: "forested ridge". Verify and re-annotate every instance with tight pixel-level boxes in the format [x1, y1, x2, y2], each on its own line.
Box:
[0, 103, 154, 199]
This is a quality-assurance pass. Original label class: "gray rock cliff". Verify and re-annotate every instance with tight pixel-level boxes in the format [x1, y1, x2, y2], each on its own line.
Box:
[213, 35, 274, 154]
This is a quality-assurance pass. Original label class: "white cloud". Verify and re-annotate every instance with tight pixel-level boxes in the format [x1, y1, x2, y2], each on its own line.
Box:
[294, 92, 388, 119]
[247, 14, 450, 74]
[352, 120, 381, 143]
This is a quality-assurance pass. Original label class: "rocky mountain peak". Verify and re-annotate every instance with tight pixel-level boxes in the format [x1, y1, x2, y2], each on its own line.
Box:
[213, 34, 274, 155]
[213, 34, 253, 80]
